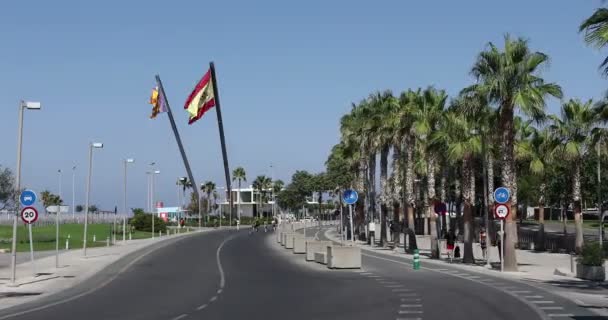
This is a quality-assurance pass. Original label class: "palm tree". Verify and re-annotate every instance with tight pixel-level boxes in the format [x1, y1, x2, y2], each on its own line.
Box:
[412, 87, 447, 258]
[467, 35, 563, 271]
[201, 181, 216, 219]
[253, 175, 272, 217]
[232, 167, 247, 220]
[549, 99, 599, 253]
[398, 89, 421, 237]
[176, 177, 192, 208]
[432, 107, 481, 264]
[580, 7, 608, 75]
[272, 179, 284, 217]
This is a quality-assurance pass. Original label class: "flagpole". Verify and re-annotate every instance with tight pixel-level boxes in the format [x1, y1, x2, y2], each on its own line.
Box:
[209, 62, 234, 227]
[155, 75, 201, 226]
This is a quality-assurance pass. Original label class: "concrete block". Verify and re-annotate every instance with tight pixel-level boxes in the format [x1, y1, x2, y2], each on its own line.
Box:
[282, 232, 294, 246]
[293, 236, 308, 254]
[314, 252, 328, 264]
[285, 234, 296, 249]
[327, 246, 361, 269]
[306, 240, 333, 261]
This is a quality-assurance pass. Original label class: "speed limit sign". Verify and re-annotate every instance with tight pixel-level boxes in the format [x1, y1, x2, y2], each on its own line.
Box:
[21, 206, 38, 224]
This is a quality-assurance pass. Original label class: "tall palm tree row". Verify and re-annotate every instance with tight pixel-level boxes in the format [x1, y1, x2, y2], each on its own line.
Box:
[319, 33, 608, 269]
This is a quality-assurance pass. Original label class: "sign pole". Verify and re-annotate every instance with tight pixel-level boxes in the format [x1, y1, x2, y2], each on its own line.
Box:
[349, 204, 355, 244]
[28, 223, 35, 275]
[55, 206, 59, 268]
[500, 219, 504, 273]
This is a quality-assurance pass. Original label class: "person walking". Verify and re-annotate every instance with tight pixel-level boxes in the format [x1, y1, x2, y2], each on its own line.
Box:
[479, 227, 488, 262]
[446, 229, 456, 262]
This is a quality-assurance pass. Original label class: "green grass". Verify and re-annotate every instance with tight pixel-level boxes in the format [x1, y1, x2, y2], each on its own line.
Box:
[0, 223, 155, 252]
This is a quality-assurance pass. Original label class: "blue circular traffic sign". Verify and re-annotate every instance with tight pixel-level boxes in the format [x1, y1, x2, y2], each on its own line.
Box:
[342, 189, 359, 205]
[493, 187, 511, 204]
[20, 190, 37, 207]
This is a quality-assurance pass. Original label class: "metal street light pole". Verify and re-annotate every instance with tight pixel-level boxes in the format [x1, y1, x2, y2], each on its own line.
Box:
[151, 168, 159, 239]
[10, 101, 41, 283]
[72, 166, 76, 220]
[598, 143, 603, 247]
[56, 169, 62, 268]
[124, 158, 134, 243]
[83, 142, 103, 256]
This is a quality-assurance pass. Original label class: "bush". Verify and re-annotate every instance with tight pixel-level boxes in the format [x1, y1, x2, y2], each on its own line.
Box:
[129, 212, 167, 233]
[578, 242, 605, 266]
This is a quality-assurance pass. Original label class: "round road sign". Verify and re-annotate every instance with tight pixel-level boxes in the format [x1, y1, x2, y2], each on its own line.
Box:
[494, 204, 509, 219]
[21, 206, 38, 224]
[434, 202, 447, 214]
[342, 189, 359, 205]
[494, 187, 511, 204]
[19, 189, 37, 207]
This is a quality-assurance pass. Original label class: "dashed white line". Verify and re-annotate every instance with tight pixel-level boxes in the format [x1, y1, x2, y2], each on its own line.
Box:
[196, 304, 208, 310]
[401, 298, 422, 302]
[392, 288, 412, 292]
[540, 307, 563, 310]
[398, 293, 419, 297]
[547, 314, 574, 317]
[525, 295, 544, 299]
[217, 289, 223, 294]
[398, 310, 423, 314]
[209, 296, 218, 302]
[511, 290, 531, 294]
[386, 285, 405, 288]
[530, 301, 554, 304]
[396, 318, 422, 320]
[170, 314, 188, 320]
[400, 304, 422, 308]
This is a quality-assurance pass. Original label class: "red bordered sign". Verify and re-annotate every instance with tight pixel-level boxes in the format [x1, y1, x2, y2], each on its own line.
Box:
[494, 204, 509, 220]
[21, 206, 39, 224]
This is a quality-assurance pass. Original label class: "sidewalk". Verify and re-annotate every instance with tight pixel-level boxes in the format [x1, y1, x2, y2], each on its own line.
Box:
[324, 228, 608, 312]
[0, 228, 211, 311]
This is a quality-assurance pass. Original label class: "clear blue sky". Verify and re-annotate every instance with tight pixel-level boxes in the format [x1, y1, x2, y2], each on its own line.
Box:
[0, 0, 605, 212]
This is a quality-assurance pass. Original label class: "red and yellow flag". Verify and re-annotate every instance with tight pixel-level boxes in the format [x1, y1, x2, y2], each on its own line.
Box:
[184, 70, 215, 124]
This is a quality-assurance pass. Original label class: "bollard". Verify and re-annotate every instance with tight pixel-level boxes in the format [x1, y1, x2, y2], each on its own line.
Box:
[65, 238, 69, 250]
[129, 232, 132, 241]
[106, 237, 110, 247]
[413, 249, 420, 270]
[159, 231, 162, 237]
[93, 234, 96, 242]
[570, 253, 575, 273]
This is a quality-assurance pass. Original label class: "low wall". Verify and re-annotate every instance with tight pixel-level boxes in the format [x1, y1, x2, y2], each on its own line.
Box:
[293, 236, 307, 254]
[327, 246, 361, 269]
[306, 240, 333, 261]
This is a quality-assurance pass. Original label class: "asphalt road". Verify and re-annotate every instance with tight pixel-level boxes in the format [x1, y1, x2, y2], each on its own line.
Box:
[0, 226, 601, 320]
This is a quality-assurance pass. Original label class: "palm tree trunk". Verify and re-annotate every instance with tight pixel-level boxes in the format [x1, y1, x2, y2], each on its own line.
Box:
[392, 141, 404, 246]
[380, 145, 389, 247]
[573, 162, 584, 253]
[500, 105, 518, 271]
[462, 158, 475, 264]
[428, 156, 439, 258]
[237, 179, 241, 222]
[405, 136, 415, 231]
[536, 181, 546, 251]
[368, 153, 377, 223]
[440, 167, 447, 235]
[452, 175, 461, 232]
[487, 154, 496, 242]
[356, 144, 367, 237]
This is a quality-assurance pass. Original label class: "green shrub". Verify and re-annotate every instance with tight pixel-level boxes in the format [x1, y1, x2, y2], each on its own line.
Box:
[578, 242, 605, 266]
[129, 212, 167, 233]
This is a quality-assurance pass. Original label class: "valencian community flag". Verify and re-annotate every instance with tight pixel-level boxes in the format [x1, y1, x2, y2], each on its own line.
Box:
[149, 86, 167, 119]
[184, 69, 216, 124]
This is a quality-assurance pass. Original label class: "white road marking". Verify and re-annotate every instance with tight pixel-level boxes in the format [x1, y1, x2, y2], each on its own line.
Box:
[400, 304, 422, 308]
[401, 298, 422, 302]
[196, 304, 208, 310]
[398, 293, 419, 297]
[398, 310, 423, 314]
[217, 289, 223, 294]
[170, 314, 188, 320]
[386, 285, 405, 288]
[531, 301, 554, 304]
[210, 296, 217, 302]
[511, 290, 531, 294]
[392, 288, 412, 292]
[467, 276, 482, 279]
[525, 296, 544, 299]
[216, 233, 239, 289]
[547, 314, 574, 317]
[540, 307, 563, 310]
[396, 318, 422, 320]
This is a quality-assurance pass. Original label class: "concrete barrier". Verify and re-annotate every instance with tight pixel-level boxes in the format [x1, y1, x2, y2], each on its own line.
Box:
[285, 234, 296, 249]
[327, 246, 361, 269]
[293, 236, 308, 254]
[306, 240, 333, 261]
[314, 251, 327, 264]
[282, 232, 294, 246]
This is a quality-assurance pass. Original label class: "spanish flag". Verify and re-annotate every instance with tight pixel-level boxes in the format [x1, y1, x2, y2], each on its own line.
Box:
[184, 69, 216, 125]
[149, 86, 167, 119]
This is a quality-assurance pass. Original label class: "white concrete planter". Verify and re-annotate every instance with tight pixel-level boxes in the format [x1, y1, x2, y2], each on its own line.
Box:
[576, 263, 606, 281]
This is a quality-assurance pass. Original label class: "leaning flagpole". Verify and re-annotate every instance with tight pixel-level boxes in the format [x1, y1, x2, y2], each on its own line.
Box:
[209, 62, 234, 225]
[155, 75, 201, 224]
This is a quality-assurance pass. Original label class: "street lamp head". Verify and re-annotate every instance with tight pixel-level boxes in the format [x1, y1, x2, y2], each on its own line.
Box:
[179, 177, 187, 182]
[149, 162, 156, 166]
[23, 101, 41, 110]
[154, 170, 160, 174]
[91, 142, 104, 148]
[126, 158, 135, 163]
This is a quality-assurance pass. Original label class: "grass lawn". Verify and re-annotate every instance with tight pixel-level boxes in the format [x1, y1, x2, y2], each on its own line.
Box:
[0, 223, 154, 252]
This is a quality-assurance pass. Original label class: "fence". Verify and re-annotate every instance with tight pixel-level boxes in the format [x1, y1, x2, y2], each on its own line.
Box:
[0, 213, 130, 227]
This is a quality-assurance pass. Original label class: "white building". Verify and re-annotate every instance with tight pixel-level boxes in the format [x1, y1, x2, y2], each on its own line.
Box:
[216, 187, 322, 218]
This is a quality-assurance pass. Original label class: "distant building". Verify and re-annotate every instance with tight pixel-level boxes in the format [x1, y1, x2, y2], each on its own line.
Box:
[217, 186, 319, 218]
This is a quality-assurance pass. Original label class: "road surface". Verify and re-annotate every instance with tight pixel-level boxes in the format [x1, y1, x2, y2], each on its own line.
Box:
[0, 226, 599, 319]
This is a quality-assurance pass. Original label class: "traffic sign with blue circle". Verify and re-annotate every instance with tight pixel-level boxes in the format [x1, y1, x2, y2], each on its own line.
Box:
[493, 187, 510, 204]
[19, 189, 37, 207]
[342, 189, 359, 205]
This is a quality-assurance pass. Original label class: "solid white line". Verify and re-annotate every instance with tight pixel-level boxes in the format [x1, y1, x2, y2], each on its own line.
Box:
[196, 304, 208, 310]
[171, 314, 188, 320]
[540, 307, 563, 310]
[547, 314, 574, 317]
[392, 288, 411, 292]
[398, 293, 419, 297]
[398, 310, 423, 314]
[401, 298, 422, 302]
[400, 304, 422, 307]
[511, 290, 532, 294]
[216, 233, 238, 289]
[531, 301, 554, 304]
[386, 285, 405, 288]
[525, 296, 544, 299]
[396, 318, 422, 320]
